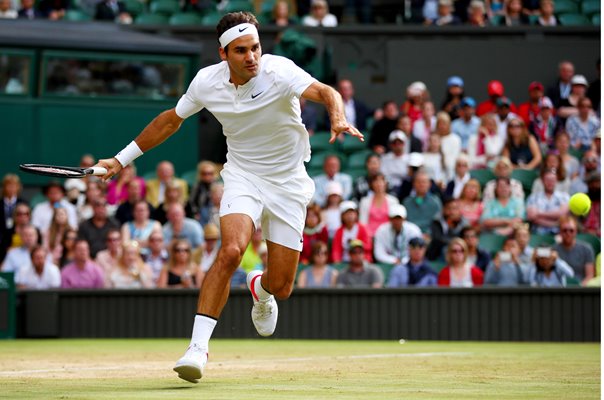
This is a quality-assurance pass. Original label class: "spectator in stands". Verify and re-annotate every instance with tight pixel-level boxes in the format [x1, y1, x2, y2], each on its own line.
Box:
[397, 115, 423, 154]
[95, 0, 131, 24]
[566, 97, 600, 151]
[15, 245, 61, 290]
[413, 101, 436, 151]
[58, 228, 78, 267]
[403, 170, 443, 233]
[115, 179, 148, 225]
[468, 113, 504, 169]
[32, 181, 78, 232]
[17, 0, 44, 19]
[570, 148, 600, 194]
[427, 0, 461, 25]
[352, 153, 382, 201]
[460, 226, 490, 271]
[369, 100, 399, 154]
[39, 0, 69, 19]
[583, 171, 601, 237]
[530, 96, 562, 149]
[0, 174, 26, 239]
[422, 0, 439, 22]
[422, 134, 447, 187]
[302, 0, 337, 26]
[387, 236, 437, 287]
[444, 154, 472, 199]
[427, 197, 468, 260]
[380, 130, 410, 191]
[396, 152, 443, 201]
[313, 155, 353, 207]
[94, 228, 122, 273]
[121, 200, 161, 249]
[0, 203, 37, 263]
[530, 151, 571, 194]
[477, 80, 505, 116]
[554, 215, 595, 284]
[547, 61, 575, 108]
[482, 157, 525, 203]
[335, 79, 373, 132]
[77, 180, 105, 223]
[535, 0, 557, 26]
[499, 0, 530, 25]
[466, 0, 488, 26]
[529, 246, 574, 287]
[239, 227, 264, 273]
[107, 241, 154, 289]
[494, 96, 520, 142]
[106, 163, 145, 206]
[199, 182, 223, 228]
[435, 111, 461, 179]
[269, 0, 297, 26]
[145, 161, 189, 209]
[162, 203, 203, 251]
[373, 204, 422, 266]
[457, 179, 484, 228]
[157, 239, 203, 288]
[321, 181, 344, 238]
[558, 75, 589, 121]
[554, 131, 580, 180]
[451, 97, 480, 151]
[154, 180, 194, 225]
[297, 241, 337, 288]
[336, 239, 383, 288]
[517, 82, 544, 127]
[440, 76, 465, 121]
[331, 201, 372, 263]
[481, 177, 525, 236]
[301, 203, 329, 264]
[188, 161, 219, 221]
[78, 198, 120, 259]
[199, 223, 220, 274]
[513, 223, 533, 265]
[526, 169, 570, 234]
[43, 207, 70, 263]
[358, 173, 399, 239]
[438, 238, 484, 287]
[502, 117, 542, 170]
[484, 237, 530, 286]
[400, 81, 427, 124]
[0, 0, 17, 18]
[61, 240, 105, 289]
[142, 231, 168, 284]
[1, 224, 39, 274]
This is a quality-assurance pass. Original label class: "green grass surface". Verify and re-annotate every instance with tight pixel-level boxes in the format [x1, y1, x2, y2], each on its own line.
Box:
[0, 339, 600, 399]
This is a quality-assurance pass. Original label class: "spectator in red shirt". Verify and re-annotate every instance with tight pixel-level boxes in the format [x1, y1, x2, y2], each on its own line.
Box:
[517, 81, 545, 127]
[438, 238, 484, 287]
[477, 80, 517, 116]
[331, 201, 372, 263]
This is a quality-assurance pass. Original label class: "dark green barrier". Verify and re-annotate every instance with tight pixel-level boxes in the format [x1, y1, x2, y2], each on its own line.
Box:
[0, 273, 16, 339]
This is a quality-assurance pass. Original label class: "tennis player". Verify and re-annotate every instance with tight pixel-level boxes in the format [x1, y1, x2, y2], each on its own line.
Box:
[95, 12, 363, 383]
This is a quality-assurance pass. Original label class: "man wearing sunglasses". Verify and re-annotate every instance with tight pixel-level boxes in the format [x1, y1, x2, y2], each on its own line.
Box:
[553, 215, 595, 285]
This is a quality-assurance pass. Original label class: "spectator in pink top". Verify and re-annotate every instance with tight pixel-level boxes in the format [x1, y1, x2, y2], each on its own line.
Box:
[106, 163, 146, 205]
[358, 173, 399, 238]
[61, 239, 105, 288]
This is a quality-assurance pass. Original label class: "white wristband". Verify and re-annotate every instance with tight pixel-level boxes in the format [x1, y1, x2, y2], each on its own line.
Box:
[115, 141, 143, 167]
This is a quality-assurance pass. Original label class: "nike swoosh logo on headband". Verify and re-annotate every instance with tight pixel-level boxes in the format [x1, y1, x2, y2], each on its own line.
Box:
[239, 27, 248, 32]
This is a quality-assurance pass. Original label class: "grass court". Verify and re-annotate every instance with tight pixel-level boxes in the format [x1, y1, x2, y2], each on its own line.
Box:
[0, 339, 599, 399]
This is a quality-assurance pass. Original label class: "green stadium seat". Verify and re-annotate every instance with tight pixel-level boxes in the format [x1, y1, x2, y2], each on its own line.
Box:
[169, 12, 202, 25]
[568, 147, 584, 161]
[340, 135, 367, 154]
[566, 276, 581, 287]
[558, 13, 591, 25]
[479, 233, 507, 256]
[305, 151, 330, 170]
[529, 233, 556, 248]
[576, 233, 601, 256]
[346, 150, 373, 169]
[305, 167, 323, 178]
[511, 169, 538, 195]
[181, 169, 198, 187]
[581, 0, 600, 16]
[135, 13, 169, 24]
[555, 0, 580, 15]
[200, 11, 223, 25]
[489, 15, 503, 25]
[376, 263, 394, 283]
[29, 192, 47, 209]
[528, 14, 540, 24]
[222, 0, 255, 13]
[343, 167, 366, 181]
[150, 0, 180, 16]
[64, 9, 92, 21]
[470, 168, 496, 190]
[309, 132, 332, 153]
[428, 259, 447, 273]
[591, 13, 600, 25]
[123, 0, 145, 17]
[142, 170, 157, 181]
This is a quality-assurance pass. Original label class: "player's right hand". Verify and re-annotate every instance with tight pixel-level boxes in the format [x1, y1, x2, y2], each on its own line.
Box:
[94, 157, 123, 182]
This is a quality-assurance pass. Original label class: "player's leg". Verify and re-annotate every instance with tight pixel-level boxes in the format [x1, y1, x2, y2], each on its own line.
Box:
[262, 241, 300, 299]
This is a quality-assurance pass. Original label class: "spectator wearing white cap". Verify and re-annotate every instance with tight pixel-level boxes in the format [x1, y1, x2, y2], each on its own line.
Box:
[331, 200, 372, 263]
[396, 152, 443, 202]
[302, 0, 338, 27]
[529, 96, 563, 148]
[373, 204, 422, 266]
[313, 154, 352, 208]
[380, 130, 409, 191]
[400, 81, 427, 125]
[558, 74, 590, 121]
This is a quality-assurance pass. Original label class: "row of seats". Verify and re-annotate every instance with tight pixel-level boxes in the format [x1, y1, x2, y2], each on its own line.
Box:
[479, 231, 601, 257]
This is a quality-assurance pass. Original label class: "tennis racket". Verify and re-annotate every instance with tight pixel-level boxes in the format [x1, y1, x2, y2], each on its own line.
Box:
[19, 164, 107, 178]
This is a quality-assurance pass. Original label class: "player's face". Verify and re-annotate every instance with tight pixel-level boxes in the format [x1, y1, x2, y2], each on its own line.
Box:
[221, 35, 261, 87]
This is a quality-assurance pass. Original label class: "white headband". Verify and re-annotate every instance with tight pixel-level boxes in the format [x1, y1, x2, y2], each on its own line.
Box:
[219, 23, 259, 48]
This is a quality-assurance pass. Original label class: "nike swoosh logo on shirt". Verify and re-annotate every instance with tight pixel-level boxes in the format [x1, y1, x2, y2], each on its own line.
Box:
[251, 91, 263, 99]
[239, 27, 248, 32]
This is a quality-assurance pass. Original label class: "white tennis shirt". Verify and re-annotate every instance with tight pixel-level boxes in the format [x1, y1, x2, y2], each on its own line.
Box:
[175, 54, 317, 183]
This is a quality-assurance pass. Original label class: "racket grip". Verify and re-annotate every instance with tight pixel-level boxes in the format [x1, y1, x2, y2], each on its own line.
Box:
[88, 167, 108, 176]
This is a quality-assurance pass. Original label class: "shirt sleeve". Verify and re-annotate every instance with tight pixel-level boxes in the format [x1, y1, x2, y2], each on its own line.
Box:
[270, 55, 317, 98]
[175, 72, 206, 119]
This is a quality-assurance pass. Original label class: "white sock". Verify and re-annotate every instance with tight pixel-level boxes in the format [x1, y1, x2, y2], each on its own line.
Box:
[252, 272, 272, 301]
[190, 315, 216, 349]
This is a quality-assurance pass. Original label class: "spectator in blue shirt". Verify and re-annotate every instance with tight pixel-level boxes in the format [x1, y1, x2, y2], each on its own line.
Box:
[387, 237, 437, 287]
[451, 97, 480, 151]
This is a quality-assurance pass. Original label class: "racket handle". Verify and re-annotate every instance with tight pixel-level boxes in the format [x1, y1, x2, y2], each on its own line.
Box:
[87, 167, 108, 176]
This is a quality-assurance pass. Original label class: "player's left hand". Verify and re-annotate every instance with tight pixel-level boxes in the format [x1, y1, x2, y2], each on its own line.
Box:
[330, 123, 364, 144]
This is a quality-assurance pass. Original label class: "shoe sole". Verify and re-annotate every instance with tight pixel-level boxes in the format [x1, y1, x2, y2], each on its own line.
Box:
[173, 364, 202, 384]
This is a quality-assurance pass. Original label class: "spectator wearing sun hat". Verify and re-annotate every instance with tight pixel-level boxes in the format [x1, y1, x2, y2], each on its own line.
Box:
[380, 130, 409, 191]
[331, 200, 372, 263]
[451, 96, 480, 151]
[373, 204, 422, 266]
[517, 81, 545, 127]
[558, 74, 590, 122]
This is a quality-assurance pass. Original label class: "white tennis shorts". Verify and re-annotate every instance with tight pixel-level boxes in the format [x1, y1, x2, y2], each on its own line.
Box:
[219, 164, 315, 251]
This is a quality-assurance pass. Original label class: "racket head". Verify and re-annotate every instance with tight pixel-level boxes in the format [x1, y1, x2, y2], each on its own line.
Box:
[19, 164, 87, 178]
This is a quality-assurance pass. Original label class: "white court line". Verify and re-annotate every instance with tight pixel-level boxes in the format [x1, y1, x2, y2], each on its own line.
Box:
[0, 352, 472, 377]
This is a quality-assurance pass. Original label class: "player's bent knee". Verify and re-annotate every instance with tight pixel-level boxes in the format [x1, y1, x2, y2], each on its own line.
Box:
[217, 244, 246, 270]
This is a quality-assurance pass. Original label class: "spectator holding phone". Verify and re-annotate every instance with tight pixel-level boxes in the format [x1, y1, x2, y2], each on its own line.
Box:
[529, 246, 574, 287]
[484, 237, 530, 286]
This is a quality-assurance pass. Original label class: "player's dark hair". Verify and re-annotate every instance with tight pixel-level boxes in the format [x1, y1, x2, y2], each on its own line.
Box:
[216, 12, 259, 53]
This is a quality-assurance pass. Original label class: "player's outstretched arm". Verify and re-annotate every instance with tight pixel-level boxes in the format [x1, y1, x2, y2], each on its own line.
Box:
[95, 108, 184, 181]
[302, 82, 364, 144]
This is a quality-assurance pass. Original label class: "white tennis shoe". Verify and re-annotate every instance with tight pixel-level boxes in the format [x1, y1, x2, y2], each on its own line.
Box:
[173, 343, 208, 383]
[246, 271, 279, 337]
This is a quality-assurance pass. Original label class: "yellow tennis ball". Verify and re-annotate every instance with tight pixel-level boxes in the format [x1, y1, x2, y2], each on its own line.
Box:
[569, 193, 592, 217]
